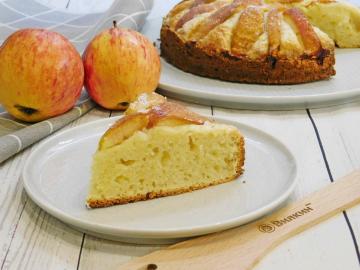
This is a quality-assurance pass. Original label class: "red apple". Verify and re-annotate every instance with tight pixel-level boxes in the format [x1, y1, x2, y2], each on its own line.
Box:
[83, 23, 161, 110]
[0, 29, 84, 122]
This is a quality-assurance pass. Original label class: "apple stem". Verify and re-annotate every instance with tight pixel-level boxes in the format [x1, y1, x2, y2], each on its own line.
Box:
[113, 20, 117, 28]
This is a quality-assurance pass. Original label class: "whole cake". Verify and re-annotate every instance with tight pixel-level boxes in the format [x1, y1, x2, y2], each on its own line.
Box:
[87, 94, 245, 208]
[161, 0, 360, 84]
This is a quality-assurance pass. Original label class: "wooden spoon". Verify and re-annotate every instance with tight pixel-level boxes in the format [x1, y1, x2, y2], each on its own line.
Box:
[118, 170, 360, 270]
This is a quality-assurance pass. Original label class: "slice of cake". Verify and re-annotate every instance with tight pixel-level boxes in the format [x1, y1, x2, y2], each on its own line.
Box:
[297, 0, 360, 48]
[86, 94, 245, 208]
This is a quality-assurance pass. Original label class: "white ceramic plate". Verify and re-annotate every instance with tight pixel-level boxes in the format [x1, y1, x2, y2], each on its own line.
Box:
[141, 17, 360, 110]
[23, 116, 297, 244]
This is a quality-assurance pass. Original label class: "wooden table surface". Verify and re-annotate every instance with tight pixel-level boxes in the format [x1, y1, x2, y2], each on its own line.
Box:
[1, 0, 360, 269]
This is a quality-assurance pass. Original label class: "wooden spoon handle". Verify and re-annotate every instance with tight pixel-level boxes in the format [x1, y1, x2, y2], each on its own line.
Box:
[118, 170, 360, 270]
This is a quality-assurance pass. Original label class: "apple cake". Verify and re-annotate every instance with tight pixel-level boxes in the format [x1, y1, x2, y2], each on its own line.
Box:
[160, 0, 360, 84]
[86, 93, 245, 208]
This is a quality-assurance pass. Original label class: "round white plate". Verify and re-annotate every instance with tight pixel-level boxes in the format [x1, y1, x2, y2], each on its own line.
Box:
[23, 116, 297, 244]
[141, 18, 360, 110]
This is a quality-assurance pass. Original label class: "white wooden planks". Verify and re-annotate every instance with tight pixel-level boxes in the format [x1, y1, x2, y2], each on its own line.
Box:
[310, 101, 360, 264]
[213, 107, 360, 270]
[0, 108, 108, 270]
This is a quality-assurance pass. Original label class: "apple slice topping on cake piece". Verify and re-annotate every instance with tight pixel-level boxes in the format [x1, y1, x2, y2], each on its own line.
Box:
[125, 92, 167, 115]
[168, 0, 214, 29]
[147, 101, 208, 128]
[266, 8, 282, 68]
[267, 8, 281, 57]
[99, 95, 208, 150]
[231, 6, 265, 56]
[283, 8, 323, 58]
[175, 1, 227, 31]
[189, 0, 244, 40]
[98, 114, 150, 150]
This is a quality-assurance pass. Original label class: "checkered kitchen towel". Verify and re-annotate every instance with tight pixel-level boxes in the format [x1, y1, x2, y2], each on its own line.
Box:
[0, 0, 154, 163]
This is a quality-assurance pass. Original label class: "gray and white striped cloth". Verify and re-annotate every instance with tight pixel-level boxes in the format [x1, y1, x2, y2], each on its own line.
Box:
[0, 0, 154, 163]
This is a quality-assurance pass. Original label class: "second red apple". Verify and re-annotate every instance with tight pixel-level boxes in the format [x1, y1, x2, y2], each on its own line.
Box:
[83, 24, 161, 110]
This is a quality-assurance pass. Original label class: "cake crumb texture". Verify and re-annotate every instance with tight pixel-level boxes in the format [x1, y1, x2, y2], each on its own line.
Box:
[87, 124, 244, 208]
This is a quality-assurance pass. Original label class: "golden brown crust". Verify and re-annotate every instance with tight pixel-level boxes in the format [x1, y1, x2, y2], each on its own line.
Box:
[87, 178, 233, 208]
[160, 24, 336, 84]
[237, 133, 245, 176]
[87, 131, 245, 208]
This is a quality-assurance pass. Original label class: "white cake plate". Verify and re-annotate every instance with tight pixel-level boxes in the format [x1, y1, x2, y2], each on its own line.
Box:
[23, 116, 297, 244]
